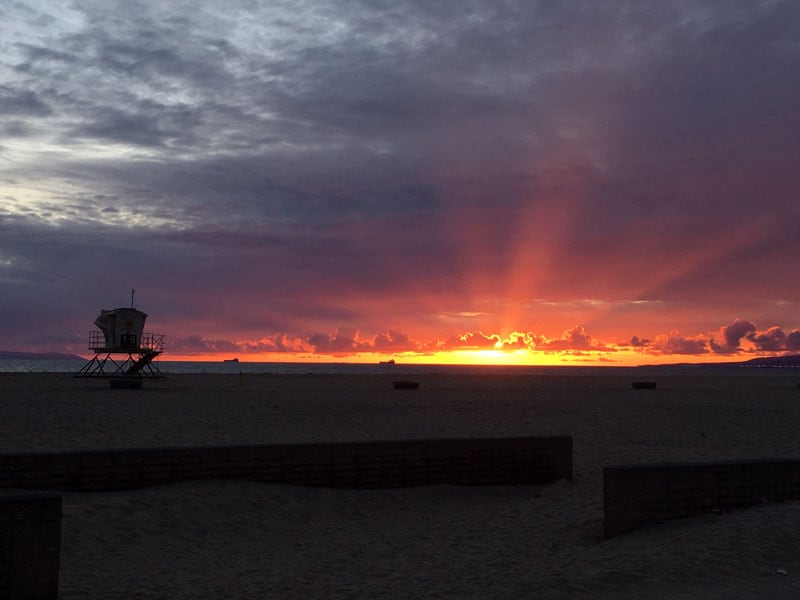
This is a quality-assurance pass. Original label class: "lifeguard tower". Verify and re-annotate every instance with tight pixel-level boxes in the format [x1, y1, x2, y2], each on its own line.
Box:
[76, 290, 165, 379]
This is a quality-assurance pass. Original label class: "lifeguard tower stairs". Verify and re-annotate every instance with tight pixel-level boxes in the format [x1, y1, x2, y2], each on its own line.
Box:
[76, 306, 165, 379]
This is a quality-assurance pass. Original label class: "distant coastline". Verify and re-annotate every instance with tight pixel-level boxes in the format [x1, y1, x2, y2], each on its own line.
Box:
[0, 350, 84, 361]
[647, 354, 800, 369]
[735, 354, 800, 367]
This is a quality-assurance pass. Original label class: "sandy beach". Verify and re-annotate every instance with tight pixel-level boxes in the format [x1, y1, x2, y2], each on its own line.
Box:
[3, 370, 800, 598]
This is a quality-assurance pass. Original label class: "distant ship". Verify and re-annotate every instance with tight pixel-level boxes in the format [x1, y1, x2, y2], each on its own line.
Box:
[223, 358, 239, 363]
[379, 359, 396, 365]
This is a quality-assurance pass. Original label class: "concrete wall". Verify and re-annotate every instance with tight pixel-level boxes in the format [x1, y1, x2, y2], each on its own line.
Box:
[0, 491, 62, 600]
[604, 459, 800, 538]
[0, 436, 572, 493]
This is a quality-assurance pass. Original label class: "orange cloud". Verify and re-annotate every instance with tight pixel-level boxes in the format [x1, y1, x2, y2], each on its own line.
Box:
[169, 319, 800, 364]
[709, 319, 757, 354]
[641, 331, 709, 355]
[532, 325, 617, 353]
[441, 331, 502, 350]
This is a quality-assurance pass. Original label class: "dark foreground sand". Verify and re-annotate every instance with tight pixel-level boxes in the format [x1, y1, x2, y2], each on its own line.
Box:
[3, 371, 800, 598]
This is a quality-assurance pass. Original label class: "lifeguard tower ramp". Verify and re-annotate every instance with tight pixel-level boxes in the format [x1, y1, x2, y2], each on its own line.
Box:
[76, 307, 165, 378]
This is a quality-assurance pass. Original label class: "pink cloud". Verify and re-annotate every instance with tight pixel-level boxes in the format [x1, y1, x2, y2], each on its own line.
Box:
[534, 325, 616, 353]
[640, 330, 709, 355]
[239, 334, 310, 353]
[372, 329, 416, 350]
[171, 319, 800, 361]
[436, 327, 616, 354]
[172, 333, 310, 354]
[306, 327, 422, 354]
[632, 320, 800, 357]
[307, 327, 368, 353]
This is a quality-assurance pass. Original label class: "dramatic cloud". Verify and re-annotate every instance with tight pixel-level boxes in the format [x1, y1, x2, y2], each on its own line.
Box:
[710, 319, 758, 354]
[724, 320, 758, 348]
[1, 1, 799, 363]
[746, 326, 800, 353]
[306, 327, 423, 355]
[629, 320, 800, 359]
[640, 331, 710, 356]
[172, 333, 311, 355]
[532, 326, 617, 354]
[154, 318, 800, 361]
[173, 335, 241, 354]
[441, 332, 502, 351]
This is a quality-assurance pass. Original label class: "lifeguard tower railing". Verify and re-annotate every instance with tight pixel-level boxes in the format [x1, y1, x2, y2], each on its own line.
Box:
[88, 331, 166, 353]
[76, 332, 166, 378]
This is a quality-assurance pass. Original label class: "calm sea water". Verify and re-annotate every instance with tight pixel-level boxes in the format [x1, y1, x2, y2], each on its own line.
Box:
[1, 358, 797, 378]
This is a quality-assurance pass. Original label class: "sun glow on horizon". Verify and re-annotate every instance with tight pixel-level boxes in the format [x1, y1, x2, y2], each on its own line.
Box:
[72, 341, 795, 368]
[153, 347, 654, 366]
[69, 318, 800, 368]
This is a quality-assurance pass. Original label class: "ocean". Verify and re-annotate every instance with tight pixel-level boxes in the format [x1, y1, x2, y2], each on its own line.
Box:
[1, 358, 797, 378]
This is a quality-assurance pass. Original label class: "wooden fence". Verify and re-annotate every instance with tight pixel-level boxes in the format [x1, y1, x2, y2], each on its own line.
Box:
[0, 491, 62, 600]
[604, 459, 800, 537]
[0, 436, 572, 600]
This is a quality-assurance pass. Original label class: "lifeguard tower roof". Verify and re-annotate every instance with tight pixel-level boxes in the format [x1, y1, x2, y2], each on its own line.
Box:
[94, 307, 148, 352]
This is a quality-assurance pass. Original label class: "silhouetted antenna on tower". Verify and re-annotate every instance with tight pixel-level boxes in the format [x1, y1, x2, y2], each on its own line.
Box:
[131, 288, 136, 309]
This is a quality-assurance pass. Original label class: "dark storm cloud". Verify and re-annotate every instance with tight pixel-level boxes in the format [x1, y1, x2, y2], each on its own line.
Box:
[11, 43, 78, 71]
[307, 327, 373, 353]
[711, 319, 758, 354]
[0, 85, 52, 116]
[172, 335, 240, 354]
[746, 326, 800, 353]
[10, 2, 800, 215]
[2, 0, 799, 354]
[789, 332, 800, 351]
[371, 329, 417, 351]
[71, 106, 177, 147]
[631, 320, 800, 357]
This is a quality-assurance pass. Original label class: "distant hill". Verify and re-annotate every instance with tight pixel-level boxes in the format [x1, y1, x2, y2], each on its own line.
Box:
[638, 354, 800, 369]
[660, 355, 800, 368]
[0, 350, 84, 361]
[735, 354, 800, 368]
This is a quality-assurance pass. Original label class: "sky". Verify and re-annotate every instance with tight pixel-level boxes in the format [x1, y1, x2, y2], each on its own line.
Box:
[1, 0, 799, 365]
